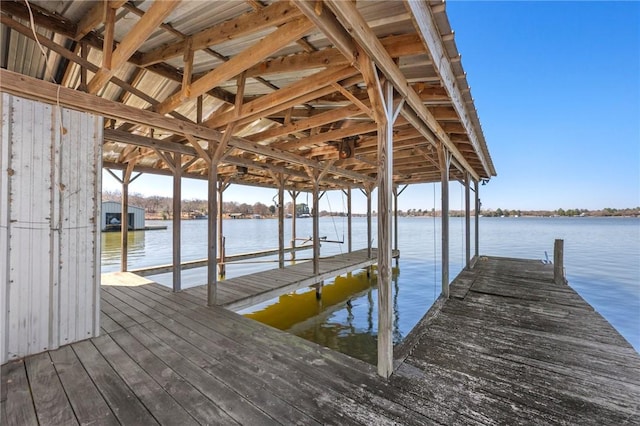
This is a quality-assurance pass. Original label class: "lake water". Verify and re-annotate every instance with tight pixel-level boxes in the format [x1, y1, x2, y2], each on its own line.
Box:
[101, 216, 640, 361]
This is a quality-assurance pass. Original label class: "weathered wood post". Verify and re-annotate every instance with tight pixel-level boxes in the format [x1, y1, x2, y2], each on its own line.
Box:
[312, 177, 320, 275]
[207, 156, 218, 306]
[217, 178, 231, 277]
[344, 186, 352, 253]
[475, 179, 480, 259]
[365, 186, 372, 258]
[438, 143, 451, 298]
[375, 79, 397, 378]
[277, 174, 285, 269]
[554, 239, 565, 284]
[289, 190, 299, 261]
[172, 153, 182, 291]
[111, 161, 138, 273]
[465, 172, 471, 269]
[120, 175, 129, 272]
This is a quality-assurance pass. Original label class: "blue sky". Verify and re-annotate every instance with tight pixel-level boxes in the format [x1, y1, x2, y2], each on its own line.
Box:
[104, 1, 640, 214]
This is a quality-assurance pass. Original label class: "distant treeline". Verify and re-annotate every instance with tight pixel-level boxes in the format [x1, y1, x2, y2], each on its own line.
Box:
[103, 191, 639, 218]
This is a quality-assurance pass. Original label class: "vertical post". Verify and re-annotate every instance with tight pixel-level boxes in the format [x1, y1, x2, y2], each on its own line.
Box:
[393, 186, 399, 264]
[554, 239, 564, 285]
[377, 79, 394, 378]
[465, 172, 471, 269]
[217, 180, 225, 277]
[120, 178, 129, 272]
[347, 186, 352, 253]
[439, 144, 451, 298]
[312, 182, 320, 275]
[475, 180, 480, 258]
[207, 158, 218, 306]
[289, 191, 298, 261]
[172, 153, 182, 291]
[278, 175, 285, 269]
[366, 187, 372, 258]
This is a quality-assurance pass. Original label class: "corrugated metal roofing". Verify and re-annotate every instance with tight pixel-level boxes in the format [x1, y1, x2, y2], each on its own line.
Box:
[0, 0, 496, 191]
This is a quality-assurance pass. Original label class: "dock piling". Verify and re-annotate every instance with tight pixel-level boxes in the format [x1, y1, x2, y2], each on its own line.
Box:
[554, 239, 565, 284]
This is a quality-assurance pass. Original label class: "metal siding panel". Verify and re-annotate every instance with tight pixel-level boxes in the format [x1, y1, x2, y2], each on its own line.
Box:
[0, 94, 11, 364]
[7, 96, 54, 359]
[93, 121, 103, 337]
[58, 108, 102, 346]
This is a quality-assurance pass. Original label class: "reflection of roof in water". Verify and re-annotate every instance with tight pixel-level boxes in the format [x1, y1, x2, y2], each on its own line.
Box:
[244, 266, 398, 331]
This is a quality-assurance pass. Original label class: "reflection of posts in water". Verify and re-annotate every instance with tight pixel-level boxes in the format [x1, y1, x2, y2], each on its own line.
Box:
[392, 271, 401, 343]
[367, 287, 373, 334]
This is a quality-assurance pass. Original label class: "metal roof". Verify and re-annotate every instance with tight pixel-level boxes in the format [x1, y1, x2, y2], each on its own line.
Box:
[0, 0, 496, 191]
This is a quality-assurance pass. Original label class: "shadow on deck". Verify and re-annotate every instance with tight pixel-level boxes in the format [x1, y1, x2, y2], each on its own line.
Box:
[2, 256, 639, 424]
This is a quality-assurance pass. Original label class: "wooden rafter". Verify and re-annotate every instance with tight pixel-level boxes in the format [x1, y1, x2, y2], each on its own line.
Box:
[138, 1, 303, 66]
[87, 0, 180, 94]
[322, 0, 480, 181]
[156, 16, 314, 115]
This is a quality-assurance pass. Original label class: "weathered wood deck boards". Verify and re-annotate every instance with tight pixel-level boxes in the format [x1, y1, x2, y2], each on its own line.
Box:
[394, 256, 640, 424]
[2, 256, 639, 425]
[185, 247, 394, 311]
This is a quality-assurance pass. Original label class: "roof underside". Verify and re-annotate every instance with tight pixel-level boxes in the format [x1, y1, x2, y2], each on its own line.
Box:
[0, 0, 496, 191]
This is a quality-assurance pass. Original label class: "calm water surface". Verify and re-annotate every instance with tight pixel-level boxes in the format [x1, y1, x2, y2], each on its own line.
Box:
[101, 216, 640, 362]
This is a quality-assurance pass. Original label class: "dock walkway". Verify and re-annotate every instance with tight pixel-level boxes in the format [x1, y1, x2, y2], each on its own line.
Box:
[2, 256, 639, 424]
[185, 247, 391, 311]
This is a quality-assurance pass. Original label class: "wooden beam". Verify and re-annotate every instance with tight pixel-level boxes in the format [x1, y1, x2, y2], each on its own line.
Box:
[74, 0, 127, 41]
[102, 6, 116, 70]
[405, 0, 494, 178]
[244, 33, 425, 78]
[331, 82, 374, 119]
[181, 38, 194, 99]
[475, 179, 480, 258]
[203, 66, 358, 129]
[324, 0, 480, 181]
[138, 1, 303, 66]
[156, 17, 314, 114]
[87, 0, 180, 94]
[2, 69, 374, 184]
[465, 172, 471, 269]
[247, 104, 362, 142]
[295, 0, 357, 64]
[207, 148, 218, 306]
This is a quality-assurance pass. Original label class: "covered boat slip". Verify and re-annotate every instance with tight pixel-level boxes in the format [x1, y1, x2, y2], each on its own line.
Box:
[3, 257, 638, 425]
[0, 0, 496, 375]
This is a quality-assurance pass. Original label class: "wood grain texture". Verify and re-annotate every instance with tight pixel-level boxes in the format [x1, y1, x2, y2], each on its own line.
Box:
[2, 256, 638, 424]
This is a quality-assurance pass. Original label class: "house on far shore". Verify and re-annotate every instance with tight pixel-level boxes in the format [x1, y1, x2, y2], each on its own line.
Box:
[229, 213, 245, 219]
[101, 201, 145, 231]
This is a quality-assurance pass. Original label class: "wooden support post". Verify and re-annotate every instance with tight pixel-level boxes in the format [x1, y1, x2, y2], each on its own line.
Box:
[475, 180, 480, 258]
[366, 187, 372, 258]
[377, 79, 395, 378]
[347, 186, 352, 253]
[278, 175, 285, 269]
[120, 178, 129, 272]
[217, 180, 225, 277]
[289, 190, 299, 261]
[173, 153, 182, 291]
[119, 162, 136, 272]
[554, 239, 565, 285]
[439, 144, 451, 298]
[207, 157, 218, 306]
[465, 172, 471, 269]
[312, 180, 320, 275]
[393, 186, 399, 266]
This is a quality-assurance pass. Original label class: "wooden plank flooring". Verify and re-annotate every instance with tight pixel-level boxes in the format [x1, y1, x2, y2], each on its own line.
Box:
[2, 256, 639, 425]
[185, 248, 389, 311]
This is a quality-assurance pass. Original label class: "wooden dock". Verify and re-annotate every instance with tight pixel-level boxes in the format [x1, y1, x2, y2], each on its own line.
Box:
[184, 247, 394, 311]
[128, 245, 313, 277]
[2, 256, 639, 424]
